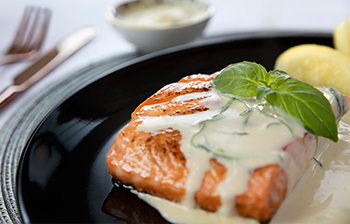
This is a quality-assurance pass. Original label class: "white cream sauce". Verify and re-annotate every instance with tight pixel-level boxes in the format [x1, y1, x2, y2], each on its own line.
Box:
[134, 86, 349, 223]
[271, 112, 350, 224]
[116, 0, 208, 29]
[134, 189, 258, 224]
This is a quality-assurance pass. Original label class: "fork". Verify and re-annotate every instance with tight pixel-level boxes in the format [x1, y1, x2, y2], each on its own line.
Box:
[0, 6, 51, 65]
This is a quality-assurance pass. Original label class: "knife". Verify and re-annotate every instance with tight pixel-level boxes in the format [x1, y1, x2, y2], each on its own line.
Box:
[0, 26, 97, 109]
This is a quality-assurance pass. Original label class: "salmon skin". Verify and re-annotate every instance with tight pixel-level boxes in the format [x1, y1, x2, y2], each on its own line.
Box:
[106, 71, 350, 223]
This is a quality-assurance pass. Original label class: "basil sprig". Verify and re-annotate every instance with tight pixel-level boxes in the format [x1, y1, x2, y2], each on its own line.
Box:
[213, 61, 338, 142]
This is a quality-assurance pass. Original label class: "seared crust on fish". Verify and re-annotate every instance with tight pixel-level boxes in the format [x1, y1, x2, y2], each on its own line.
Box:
[107, 74, 216, 202]
[107, 72, 350, 222]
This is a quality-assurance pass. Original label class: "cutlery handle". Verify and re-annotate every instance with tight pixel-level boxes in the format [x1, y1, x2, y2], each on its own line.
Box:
[0, 55, 13, 66]
[0, 86, 20, 110]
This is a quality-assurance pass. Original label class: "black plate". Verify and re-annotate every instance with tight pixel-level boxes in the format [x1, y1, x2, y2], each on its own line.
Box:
[17, 32, 333, 223]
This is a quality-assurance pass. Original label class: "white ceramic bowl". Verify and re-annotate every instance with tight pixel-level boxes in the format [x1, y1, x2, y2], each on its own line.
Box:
[105, 0, 215, 52]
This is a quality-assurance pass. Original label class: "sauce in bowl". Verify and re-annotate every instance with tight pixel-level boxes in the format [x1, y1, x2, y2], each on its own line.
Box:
[113, 0, 214, 29]
[105, 0, 214, 51]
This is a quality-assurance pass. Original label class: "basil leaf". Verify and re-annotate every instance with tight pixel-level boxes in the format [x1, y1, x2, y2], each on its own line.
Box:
[213, 61, 339, 142]
[265, 79, 338, 142]
[267, 70, 290, 88]
[213, 61, 267, 97]
[257, 85, 274, 101]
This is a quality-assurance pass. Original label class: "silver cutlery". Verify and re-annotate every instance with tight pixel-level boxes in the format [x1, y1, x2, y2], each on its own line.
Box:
[0, 26, 97, 109]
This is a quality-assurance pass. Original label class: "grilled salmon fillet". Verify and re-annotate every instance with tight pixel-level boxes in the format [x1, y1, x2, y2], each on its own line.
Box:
[107, 72, 350, 222]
